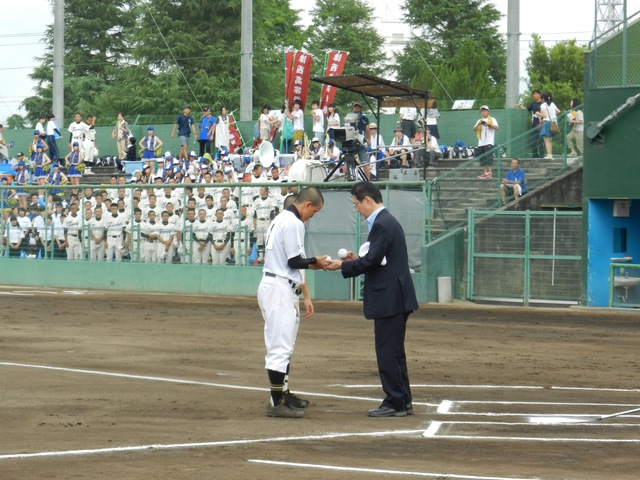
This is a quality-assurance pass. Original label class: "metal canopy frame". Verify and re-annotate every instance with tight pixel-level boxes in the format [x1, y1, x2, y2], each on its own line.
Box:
[310, 73, 431, 125]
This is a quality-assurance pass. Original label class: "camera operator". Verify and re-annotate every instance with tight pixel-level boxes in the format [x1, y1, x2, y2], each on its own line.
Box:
[350, 102, 369, 164]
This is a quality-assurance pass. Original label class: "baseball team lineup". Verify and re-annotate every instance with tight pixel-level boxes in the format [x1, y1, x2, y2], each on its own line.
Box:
[258, 181, 418, 418]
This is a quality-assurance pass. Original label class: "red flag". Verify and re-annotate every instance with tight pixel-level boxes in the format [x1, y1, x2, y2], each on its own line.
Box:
[285, 51, 313, 111]
[320, 51, 349, 114]
[228, 113, 244, 154]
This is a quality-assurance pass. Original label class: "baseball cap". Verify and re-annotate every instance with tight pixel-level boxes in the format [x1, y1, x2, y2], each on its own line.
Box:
[352, 102, 362, 107]
[164, 151, 173, 158]
[147, 126, 154, 131]
[73, 142, 79, 146]
[143, 165, 150, 171]
[480, 105, 490, 111]
[17, 152, 24, 157]
[394, 125, 403, 132]
[294, 140, 302, 146]
[369, 122, 378, 129]
[18, 161, 25, 166]
[311, 137, 319, 143]
[202, 107, 210, 112]
[1, 176, 8, 181]
[172, 158, 180, 165]
[189, 151, 197, 157]
[182, 104, 190, 110]
[52, 162, 59, 167]
[33, 130, 40, 135]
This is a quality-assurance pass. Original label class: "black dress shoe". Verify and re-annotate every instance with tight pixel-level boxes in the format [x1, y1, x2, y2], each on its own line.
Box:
[368, 405, 407, 418]
[406, 403, 414, 415]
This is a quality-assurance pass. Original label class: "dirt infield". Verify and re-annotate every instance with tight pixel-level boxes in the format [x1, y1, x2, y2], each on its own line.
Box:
[1, 287, 639, 479]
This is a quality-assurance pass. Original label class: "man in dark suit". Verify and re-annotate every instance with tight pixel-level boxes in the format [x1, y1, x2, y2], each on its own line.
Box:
[327, 181, 418, 417]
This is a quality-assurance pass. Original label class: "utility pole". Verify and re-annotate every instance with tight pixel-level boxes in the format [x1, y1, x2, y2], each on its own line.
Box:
[505, 0, 520, 108]
[53, 0, 64, 125]
[240, 0, 253, 121]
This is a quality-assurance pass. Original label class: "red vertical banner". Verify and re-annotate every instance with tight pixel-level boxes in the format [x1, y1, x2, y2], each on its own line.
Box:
[284, 51, 294, 102]
[285, 51, 313, 110]
[320, 50, 349, 114]
[227, 113, 244, 154]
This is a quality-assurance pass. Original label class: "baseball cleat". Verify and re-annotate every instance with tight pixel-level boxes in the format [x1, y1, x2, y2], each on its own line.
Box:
[283, 390, 309, 409]
[266, 399, 305, 418]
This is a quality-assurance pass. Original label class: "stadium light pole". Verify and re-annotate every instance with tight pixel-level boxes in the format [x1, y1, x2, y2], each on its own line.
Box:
[53, 0, 65, 126]
[240, 0, 253, 122]
[506, 0, 520, 107]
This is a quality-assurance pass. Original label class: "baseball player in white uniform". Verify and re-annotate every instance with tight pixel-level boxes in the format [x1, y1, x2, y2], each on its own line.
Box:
[125, 208, 147, 262]
[87, 206, 106, 261]
[143, 210, 160, 263]
[63, 203, 83, 260]
[104, 203, 126, 262]
[231, 206, 254, 266]
[156, 210, 177, 263]
[257, 187, 332, 418]
[192, 209, 213, 264]
[252, 187, 278, 263]
[209, 209, 231, 265]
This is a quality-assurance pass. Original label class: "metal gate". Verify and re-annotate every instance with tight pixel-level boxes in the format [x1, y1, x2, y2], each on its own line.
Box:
[467, 209, 583, 305]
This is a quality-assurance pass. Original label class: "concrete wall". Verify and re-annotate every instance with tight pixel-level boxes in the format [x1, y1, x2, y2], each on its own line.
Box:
[511, 168, 583, 211]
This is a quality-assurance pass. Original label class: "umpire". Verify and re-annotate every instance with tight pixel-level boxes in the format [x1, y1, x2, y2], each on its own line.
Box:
[257, 187, 332, 418]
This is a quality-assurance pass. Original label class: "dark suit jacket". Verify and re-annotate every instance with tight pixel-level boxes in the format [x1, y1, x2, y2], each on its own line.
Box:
[341, 208, 418, 320]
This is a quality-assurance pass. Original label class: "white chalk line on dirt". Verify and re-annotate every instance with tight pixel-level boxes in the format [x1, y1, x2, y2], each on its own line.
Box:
[431, 434, 640, 443]
[0, 361, 438, 406]
[0, 429, 425, 461]
[456, 401, 640, 407]
[248, 459, 540, 480]
[335, 384, 640, 393]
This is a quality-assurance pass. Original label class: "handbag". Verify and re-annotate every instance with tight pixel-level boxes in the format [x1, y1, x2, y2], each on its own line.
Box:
[550, 122, 559, 134]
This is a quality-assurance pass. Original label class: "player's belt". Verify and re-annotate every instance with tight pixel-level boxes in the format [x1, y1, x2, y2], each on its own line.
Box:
[68, 233, 78, 237]
[109, 234, 122, 238]
[257, 217, 269, 221]
[264, 272, 302, 295]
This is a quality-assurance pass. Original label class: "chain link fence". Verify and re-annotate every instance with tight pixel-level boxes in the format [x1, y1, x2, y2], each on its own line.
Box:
[467, 209, 582, 305]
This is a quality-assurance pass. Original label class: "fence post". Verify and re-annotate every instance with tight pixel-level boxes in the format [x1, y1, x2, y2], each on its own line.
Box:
[524, 210, 531, 306]
[466, 208, 475, 300]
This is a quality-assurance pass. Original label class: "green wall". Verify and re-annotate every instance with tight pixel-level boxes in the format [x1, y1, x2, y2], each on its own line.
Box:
[2, 109, 528, 159]
[582, 86, 640, 198]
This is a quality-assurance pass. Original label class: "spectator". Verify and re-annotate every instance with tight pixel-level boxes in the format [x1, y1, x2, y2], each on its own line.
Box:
[536, 92, 560, 159]
[214, 106, 234, 153]
[326, 103, 340, 140]
[365, 122, 385, 179]
[68, 112, 88, 153]
[399, 107, 417, 139]
[83, 115, 97, 173]
[171, 105, 196, 163]
[351, 102, 370, 164]
[423, 100, 441, 139]
[139, 126, 163, 175]
[3, 216, 23, 257]
[567, 98, 584, 157]
[500, 158, 527, 205]
[65, 142, 84, 194]
[413, 128, 440, 168]
[473, 105, 499, 179]
[284, 100, 305, 145]
[258, 104, 278, 145]
[514, 89, 543, 158]
[45, 114, 61, 163]
[388, 125, 412, 169]
[0, 124, 9, 162]
[112, 113, 131, 162]
[310, 100, 325, 145]
[32, 144, 51, 198]
[12, 160, 30, 209]
[197, 107, 216, 156]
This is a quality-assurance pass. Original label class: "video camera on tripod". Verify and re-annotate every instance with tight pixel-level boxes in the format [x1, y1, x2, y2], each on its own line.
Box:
[330, 112, 364, 154]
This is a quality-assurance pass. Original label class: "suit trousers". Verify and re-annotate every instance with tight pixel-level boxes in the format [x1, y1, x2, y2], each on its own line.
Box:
[374, 312, 412, 411]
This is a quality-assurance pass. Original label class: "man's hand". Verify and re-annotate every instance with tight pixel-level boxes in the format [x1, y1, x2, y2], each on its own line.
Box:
[324, 259, 343, 271]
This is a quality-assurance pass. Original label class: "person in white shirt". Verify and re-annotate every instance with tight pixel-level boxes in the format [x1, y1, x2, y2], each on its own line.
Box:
[104, 203, 126, 262]
[567, 98, 584, 157]
[399, 107, 417, 139]
[388, 126, 412, 169]
[310, 100, 325, 145]
[45, 114, 61, 162]
[88, 206, 106, 261]
[365, 122, 385, 179]
[210, 208, 231, 266]
[326, 103, 340, 141]
[259, 104, 278, 143]
[285, 100, 305, 144]
[473, 105, 499, 178]
[68, 113, 89, 153]
[63, 203, 83, 260]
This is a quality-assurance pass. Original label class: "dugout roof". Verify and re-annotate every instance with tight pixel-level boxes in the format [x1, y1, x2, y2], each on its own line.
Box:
[310, 73, 431, 108]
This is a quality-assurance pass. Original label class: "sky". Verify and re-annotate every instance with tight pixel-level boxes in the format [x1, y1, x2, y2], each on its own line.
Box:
[1, 0, 639, 125]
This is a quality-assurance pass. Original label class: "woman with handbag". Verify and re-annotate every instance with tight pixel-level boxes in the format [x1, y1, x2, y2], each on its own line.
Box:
[112, 113, 130, 161]
[536, 92, 561, 159]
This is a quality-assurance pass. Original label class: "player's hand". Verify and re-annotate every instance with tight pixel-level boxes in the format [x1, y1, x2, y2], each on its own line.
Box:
[302, 297, 314, 318]
[324, 259, 343, 271]
[311, 255, 332, 270]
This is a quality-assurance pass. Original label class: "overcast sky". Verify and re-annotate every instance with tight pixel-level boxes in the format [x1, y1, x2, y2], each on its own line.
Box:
[1, 0, 639, 125]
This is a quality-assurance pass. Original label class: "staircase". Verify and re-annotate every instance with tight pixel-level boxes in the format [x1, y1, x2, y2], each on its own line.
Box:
[379, 155, 579, 241]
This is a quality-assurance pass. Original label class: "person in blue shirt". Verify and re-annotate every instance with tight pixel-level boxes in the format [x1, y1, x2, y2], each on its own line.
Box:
[500, 158, 527, 205]
[197, 107, 216, 157]
[171, 105, 196, 164]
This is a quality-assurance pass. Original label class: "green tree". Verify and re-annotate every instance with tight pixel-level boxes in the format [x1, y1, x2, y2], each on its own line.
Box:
[303, 0, 385, 109]
[396, 0, 506, 108]
[4, 114, 27, 130]
[524, 34, 586, 109]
